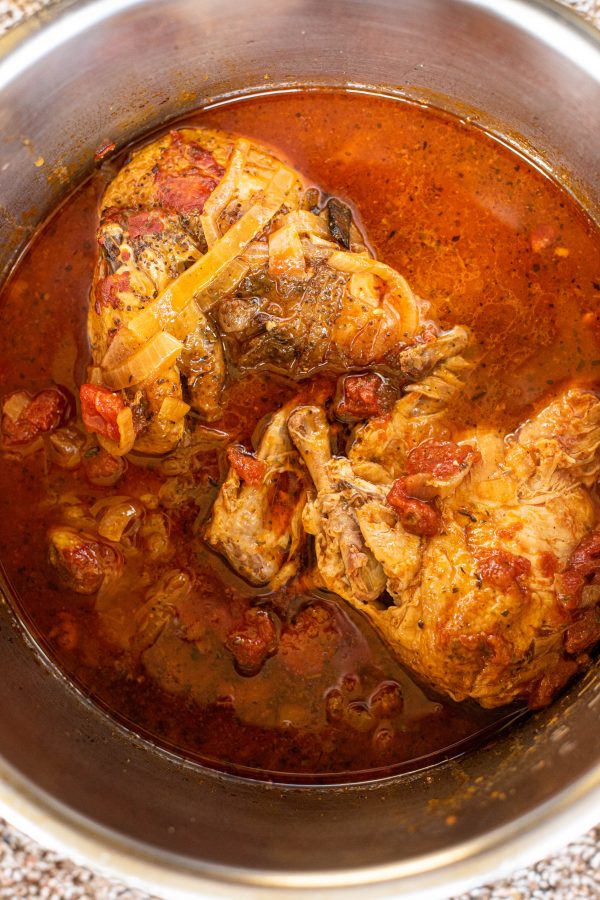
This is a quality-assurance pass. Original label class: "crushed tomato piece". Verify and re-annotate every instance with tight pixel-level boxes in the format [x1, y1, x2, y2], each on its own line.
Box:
[476, 549, 531, 591]
[225, 607, 278, 676]
[406, 438, 477, 478]
[526, 656, 579, 709]
[154, 132, 224, 215]
[80, 384, 125, 443]
[127, 210, 165, 239]
[227, 445, 267, 485]
[2, 387, 70, 446]
[563, 609, 600, 655]
[156, 174, 219, 215]
[386, 477, 442, 536]
[336, 372, 393, 419]
[559, 530, 600, 607]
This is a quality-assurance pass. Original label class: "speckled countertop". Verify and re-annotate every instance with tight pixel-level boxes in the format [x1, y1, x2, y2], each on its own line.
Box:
[1, 0, 600, 898]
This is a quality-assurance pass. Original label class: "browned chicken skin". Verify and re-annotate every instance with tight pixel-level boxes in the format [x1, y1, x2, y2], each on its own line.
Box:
[86, 127, 466, 457]
[294, 384, 600, 708]
[204, 398, 307, 587]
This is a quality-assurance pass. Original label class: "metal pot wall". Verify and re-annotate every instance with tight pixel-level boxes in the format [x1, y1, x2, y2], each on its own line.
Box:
[0, 1, 599, 897]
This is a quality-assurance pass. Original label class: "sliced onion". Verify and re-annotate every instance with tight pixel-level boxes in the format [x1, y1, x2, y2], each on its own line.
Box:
[328, 251, 420, 337]
[207, 257, 250, 300]
[244, 242, 270, 266]
[168, 299, 202, 342]
[127, 166, 296, 342]
[100, 326, 144, 371]
[205, 244, 270, 302]
[48, 426, 87, 469]
[158, 397, 191, 422]
[268, 222, 307, 279]
[97, 405, 136, 457]
[87, 366, 105, 385]
[277, 210, 331, 240]
[348, 272, 380, 306]
[102, 332, 184, 391]
[92, 495, 144, 543]
[201, 138, 251, 247]
[3, 392, 31, 421]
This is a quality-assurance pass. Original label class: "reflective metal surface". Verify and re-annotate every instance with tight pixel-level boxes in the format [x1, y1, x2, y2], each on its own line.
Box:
[0, 1, 599, 897]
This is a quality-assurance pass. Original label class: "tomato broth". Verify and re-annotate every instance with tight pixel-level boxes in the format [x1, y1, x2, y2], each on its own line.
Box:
[0, 90, 599, 781]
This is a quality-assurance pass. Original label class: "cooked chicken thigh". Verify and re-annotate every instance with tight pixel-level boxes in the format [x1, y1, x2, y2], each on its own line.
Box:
[85, 128, 304, 455]
[287, 405, 386, 603]
[349, 326, 472, 482]
[205, 399, 307, 587]
[315, 387, 600, 708]
[83, 126, 466, 459]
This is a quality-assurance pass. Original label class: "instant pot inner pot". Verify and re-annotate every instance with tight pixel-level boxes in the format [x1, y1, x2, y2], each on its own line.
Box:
[0, 0, 598, 891]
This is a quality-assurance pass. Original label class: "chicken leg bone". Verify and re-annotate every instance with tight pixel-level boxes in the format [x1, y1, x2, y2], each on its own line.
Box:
[287, 405, 386, 604]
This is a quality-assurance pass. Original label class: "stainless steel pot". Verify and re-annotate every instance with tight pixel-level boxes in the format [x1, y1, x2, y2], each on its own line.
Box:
[0, 1, 599, 897]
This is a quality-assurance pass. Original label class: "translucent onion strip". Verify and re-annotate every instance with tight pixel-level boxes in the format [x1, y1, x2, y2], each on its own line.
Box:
[97, 406, 136, 457]
[127, 166, 296, 344]
[328, 250, 420, 337]
[102, 332, 184, 390]
[158, 397, 191, 422]
[200, 138, 251, 247]
[2, 392, 31, 421]
[277, 210, 331, 240]
[268, 222, 307, 279]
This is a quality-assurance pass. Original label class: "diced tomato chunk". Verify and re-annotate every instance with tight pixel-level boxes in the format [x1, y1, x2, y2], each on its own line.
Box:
[80, 384, 125, 443]
[476, 549, 531, 591]
[386, 477, 442, 536]
[2, 387, 70, 446]
[559, 531, 600, 607]
[563, 609, 600, 655]
[82, 447, 126, 485]
[336, 372, 393, 420]
[225, 607, 278, 676]
[406, 439, 477, 478]
[227, 445, 267, 485]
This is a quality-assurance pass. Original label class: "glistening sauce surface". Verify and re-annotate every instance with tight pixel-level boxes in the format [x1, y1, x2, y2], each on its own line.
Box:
[0, 91, 599, 781]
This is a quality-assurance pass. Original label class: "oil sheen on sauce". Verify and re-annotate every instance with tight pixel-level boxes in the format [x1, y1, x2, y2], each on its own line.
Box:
[0, 90, 599, 782]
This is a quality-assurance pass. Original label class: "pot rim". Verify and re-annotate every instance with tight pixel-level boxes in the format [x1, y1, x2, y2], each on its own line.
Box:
[0, 0, 599, 896]
[0, 750, 598, 899]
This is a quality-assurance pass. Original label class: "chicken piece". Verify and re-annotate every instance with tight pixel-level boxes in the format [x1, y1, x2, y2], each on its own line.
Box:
[218, 247, 457, 380]
[87, 126, 460, 458]
[287, 405, 386, 604]
[86, 127, 304, 456]
[92, 205, 226, 435]
[349, 327, 472, 482]
[204, 401, 307, 586]
[335, 387, 600, 708]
